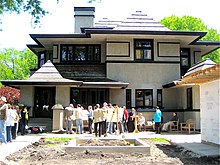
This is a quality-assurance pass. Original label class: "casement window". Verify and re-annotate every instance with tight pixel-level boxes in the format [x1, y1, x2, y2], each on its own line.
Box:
[39, 52, 45, 68]
[134, 39, 153, 61]
[135, 89, 153, 107]
[126, 89, 132, 109]
[157, 89, 162, 108]
[180, 48, 190, 76]
[61, 45, 101, 62]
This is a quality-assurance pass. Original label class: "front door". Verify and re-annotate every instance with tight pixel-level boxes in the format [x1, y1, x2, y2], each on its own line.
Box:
[34, 87, 56, 118]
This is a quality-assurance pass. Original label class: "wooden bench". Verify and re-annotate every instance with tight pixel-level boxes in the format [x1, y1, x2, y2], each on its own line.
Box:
[180, 119, 195, 134]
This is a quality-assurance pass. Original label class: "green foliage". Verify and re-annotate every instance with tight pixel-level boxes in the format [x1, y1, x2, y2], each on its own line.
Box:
[0, 48, 37, 80]
[0, 0, 48, 25]
[160, 15, 220, 63]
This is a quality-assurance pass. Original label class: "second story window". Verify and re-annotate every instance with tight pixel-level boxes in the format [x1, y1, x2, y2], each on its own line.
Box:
[180, 48, 190, 76]
[134, 39, 153, 61]
[61, 44, 101, 63]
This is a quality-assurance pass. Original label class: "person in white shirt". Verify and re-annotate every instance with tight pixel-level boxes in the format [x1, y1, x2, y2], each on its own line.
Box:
[6, 104, 16, 142]
[138, 113, 146, 132]
[75, 104, 83, 134]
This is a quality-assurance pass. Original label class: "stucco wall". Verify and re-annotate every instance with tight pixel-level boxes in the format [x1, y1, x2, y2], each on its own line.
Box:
[107, 63, 180, 108]
[109, 89, 125, 106]
[55, 87, 70, 107]
[20, 86, 34, 117]
[200, 80, 220, 145]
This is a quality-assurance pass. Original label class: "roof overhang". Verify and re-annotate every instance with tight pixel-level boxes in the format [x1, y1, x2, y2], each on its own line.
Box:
[81, 81, 129, 89]
[1, 80, 83, 88]
[163, 64, 220, 88]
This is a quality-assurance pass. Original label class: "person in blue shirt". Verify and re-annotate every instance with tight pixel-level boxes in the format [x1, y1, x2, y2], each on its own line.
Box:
[153, 106, 162, 134]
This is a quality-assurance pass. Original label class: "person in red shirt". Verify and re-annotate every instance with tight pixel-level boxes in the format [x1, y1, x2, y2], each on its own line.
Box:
[122, 106, 129, 133]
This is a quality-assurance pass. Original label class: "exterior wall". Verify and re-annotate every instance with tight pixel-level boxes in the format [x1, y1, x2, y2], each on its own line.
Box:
[109, 89, 125, 106]
[20, 86, 34, 117]
[106, 39, 181, 63]
[200, 80, 220, 145]
[55, 87, 70, 108]
[184, 111, 200, 130]
[175, 85, 200, 110]
[107, 63, 180, 108]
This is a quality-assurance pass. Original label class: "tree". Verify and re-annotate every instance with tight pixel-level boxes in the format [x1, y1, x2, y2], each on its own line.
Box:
[160, 15, 220, 63]
[0, 0, 100, 27]
[0, 0, 48, 25]
[0, 48, 37, 81]
[0, 86, 20, 104]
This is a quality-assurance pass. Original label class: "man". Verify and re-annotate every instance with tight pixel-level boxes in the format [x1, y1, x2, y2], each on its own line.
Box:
[75, 104, 83, 134]
[138, 113, 146, 132]
[153, 106, 162, 134]
[87, 105, 93, 134]
[0, 96, 8, 144]
[64, 104, 74, 134]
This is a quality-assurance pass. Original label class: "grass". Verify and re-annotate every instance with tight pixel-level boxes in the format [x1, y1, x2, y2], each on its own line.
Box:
[44, 137, 73, 146]
[44, 137, 73, 142]
[149, 138, 169, 143]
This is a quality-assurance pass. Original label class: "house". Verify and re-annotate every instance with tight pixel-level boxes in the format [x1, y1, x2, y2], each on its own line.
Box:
[1, 7, 220, 129]
[166, 60, 219, 144]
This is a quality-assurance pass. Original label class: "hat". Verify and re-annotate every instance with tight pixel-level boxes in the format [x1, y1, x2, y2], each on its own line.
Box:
[0, 96, 7, 102]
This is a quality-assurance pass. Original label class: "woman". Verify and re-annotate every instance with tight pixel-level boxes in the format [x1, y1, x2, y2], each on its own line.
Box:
[162, 112, 179, 131]
[11, 105, 20, 139]
[127, 108, 136, 132]
[153, 106, 162, 134]
[6, 104, 16, 142]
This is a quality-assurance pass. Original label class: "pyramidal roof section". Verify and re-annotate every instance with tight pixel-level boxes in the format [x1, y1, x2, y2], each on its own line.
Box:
[28, 60, 63, 80]
[94, 11, 170, 31]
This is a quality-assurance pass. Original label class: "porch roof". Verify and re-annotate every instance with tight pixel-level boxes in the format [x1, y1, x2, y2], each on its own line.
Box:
[1, 60, 129, 89]
[1, 60, 83, 87]
[163, 59, 220, 88]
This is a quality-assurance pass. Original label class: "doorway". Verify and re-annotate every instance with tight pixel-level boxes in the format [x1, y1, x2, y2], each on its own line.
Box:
[34, 87, 56, 118]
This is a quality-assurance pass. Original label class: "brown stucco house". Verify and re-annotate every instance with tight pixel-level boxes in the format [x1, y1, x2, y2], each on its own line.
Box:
[1, 7, 220, 131]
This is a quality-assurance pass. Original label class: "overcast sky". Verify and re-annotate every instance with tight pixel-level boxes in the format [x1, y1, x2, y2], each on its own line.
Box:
[0, 0, 219, 50]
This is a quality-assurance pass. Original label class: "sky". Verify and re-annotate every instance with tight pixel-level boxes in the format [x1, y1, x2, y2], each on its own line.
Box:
[0, 0, 219, 50]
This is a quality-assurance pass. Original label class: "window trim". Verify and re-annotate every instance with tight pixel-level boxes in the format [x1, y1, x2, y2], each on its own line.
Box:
[60, 44, 101, 63]
[135, 89, 153, 108]
[134, 39, 154, 61]
[157, 89, 163, 108]
[126, 89, 132, 109]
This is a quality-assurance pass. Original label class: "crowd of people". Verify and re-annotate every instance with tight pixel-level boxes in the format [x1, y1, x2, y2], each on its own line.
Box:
[63, 102, 168, 137]
[64, 102, 150, 137]
[65, 103, 124, 137]
[0, 96, 29, 145]
[0, 94, 179, 144]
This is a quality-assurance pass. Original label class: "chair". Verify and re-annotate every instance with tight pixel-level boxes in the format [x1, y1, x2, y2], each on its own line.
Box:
[180, 119, 195, 133]
[169, 120, 179, 131]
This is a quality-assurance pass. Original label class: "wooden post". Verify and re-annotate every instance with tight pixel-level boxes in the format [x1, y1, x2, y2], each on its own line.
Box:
[133, 116, 139, 133]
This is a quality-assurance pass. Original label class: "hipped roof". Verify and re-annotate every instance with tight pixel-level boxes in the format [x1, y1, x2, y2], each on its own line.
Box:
[163, 59, 220, 88]
[1, 60, 83, 87]
[1, 60, 129, 89]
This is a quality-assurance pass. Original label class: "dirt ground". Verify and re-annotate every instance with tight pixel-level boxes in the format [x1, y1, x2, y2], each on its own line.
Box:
[2, 138, 220, 165]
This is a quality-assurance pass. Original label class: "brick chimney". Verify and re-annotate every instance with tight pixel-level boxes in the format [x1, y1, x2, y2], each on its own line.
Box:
[74, 7, 95, 33]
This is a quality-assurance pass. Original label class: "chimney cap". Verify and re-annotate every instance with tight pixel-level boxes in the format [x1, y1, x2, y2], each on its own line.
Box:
[74, 7, 95, 12]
